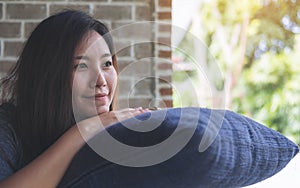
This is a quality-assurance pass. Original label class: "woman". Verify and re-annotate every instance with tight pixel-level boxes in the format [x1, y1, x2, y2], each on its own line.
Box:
[0, 10, 148, 187]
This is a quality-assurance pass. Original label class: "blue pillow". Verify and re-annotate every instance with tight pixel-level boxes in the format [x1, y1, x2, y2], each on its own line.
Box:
[59, 108, 299, 188]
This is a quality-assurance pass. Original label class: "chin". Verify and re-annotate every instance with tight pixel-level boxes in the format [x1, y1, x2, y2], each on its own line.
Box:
[96, 106, 110, 114]
[73, 106, 110, 121]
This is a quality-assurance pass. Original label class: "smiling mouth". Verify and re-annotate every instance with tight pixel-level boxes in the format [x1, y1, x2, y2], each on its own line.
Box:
[94, 94, 106, 100]
[83, 93, 108, 101]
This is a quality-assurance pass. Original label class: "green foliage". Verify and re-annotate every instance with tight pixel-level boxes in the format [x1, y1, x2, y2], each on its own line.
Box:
[172, 69, 201, 107]
[246, 0, 300, 63]
[175, 0, 300, 144]
[234, 52, 300, 143]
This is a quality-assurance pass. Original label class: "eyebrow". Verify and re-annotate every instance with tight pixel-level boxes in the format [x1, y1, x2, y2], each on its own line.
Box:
[74, 53, 112, 61]
[101, 53, 112, 58]
[74, 56, 89, 61]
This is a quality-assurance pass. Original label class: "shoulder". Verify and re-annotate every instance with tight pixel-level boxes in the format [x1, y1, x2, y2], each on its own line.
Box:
[0, 103, 16, 123]
[0, 103, 17, 140]
[0, 103, 20, 181]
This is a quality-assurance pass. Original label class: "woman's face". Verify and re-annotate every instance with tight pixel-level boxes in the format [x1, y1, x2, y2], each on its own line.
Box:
[72, 31, 117, 120]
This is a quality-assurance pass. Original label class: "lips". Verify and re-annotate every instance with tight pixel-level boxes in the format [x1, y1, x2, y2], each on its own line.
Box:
[83, 92, 107, 99]
[94, 93, 107, 100]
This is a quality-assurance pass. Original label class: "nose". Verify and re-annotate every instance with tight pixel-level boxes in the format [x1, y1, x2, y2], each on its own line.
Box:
[92, 69, 107, 88]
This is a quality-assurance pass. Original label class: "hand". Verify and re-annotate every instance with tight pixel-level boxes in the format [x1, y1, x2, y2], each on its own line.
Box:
[76, 107, 149, 141]
[97, 107, 150, 127]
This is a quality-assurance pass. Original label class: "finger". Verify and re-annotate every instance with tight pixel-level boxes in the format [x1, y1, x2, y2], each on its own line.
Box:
[119, 108, 137, 113]
[117, 108, 146, 120]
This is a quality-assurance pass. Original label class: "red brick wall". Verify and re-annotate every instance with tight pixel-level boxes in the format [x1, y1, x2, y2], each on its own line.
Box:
[0, 0, 173, 108]
[155, 0, 173, 108]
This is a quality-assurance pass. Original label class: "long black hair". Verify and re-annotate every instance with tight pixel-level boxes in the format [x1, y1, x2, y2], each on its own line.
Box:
[0, 10, 118, 167]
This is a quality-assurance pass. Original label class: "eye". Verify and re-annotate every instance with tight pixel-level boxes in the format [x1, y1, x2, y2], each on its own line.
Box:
[74, 63, 88, 70]
[103, 61, 113, 68]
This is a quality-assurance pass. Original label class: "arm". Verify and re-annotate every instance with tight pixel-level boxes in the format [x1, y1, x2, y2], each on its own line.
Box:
[0, 108, 148, 188]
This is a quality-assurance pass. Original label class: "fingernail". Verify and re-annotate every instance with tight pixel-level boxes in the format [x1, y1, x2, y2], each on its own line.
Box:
[149, 106, 160, 111]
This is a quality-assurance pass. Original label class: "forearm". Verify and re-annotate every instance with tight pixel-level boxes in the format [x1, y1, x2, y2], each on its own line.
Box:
[0, 126, 85, 188]
[0, 108, 146, 188]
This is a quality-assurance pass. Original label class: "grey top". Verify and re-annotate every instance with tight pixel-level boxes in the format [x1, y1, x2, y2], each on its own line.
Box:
[0, 103, 20, 181]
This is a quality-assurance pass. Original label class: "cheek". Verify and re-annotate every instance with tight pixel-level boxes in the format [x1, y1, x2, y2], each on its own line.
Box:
[107, 70, 118, 93]
[72, 73, 89, 96]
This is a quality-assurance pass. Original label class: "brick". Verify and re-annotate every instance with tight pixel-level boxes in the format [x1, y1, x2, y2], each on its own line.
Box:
[0, 22, 21, 38]
[159, 75, 172, 83]
[159, 0, 172, 7]
[115, 47, 131, 57]
[159, 24, 171, 33]
[111, 21, 134, 30]
[128, 98, 152, 108]
[118, 79, 133, 94]
[134, 42, 153, 59]
[158, 37, 171, 46]
[132, 78, 153, 96]
[160, 88, 172, 96]
[158, 50, 172, 58]
[158, 99, 173, 108]
[158, 77, 170, 85]
[50, 5, 90, 15]
[118, 60, 152, 77]
[4, 41, 24, 57]
[112, 23, 153, 40]
[116, 98, 153, 109]
[158, 12, 171, 20]
[117, 59, 133, 72]
[135, 5, 152, 21]
[6, 4, 46, 19]
[94, 5, 131, 20]
[25, 22, 39, 38]
[115, 41, 132, 57]
[115, 99, 128, 109]
[0, 60, 16, 76]
[158, 62, 172, 70]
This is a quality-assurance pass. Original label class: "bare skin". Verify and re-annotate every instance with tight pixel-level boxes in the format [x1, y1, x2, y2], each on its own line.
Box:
[0, 108, 148, 188]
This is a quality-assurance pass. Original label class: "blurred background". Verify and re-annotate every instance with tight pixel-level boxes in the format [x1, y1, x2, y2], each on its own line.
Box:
[172, 0, 300, 145]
